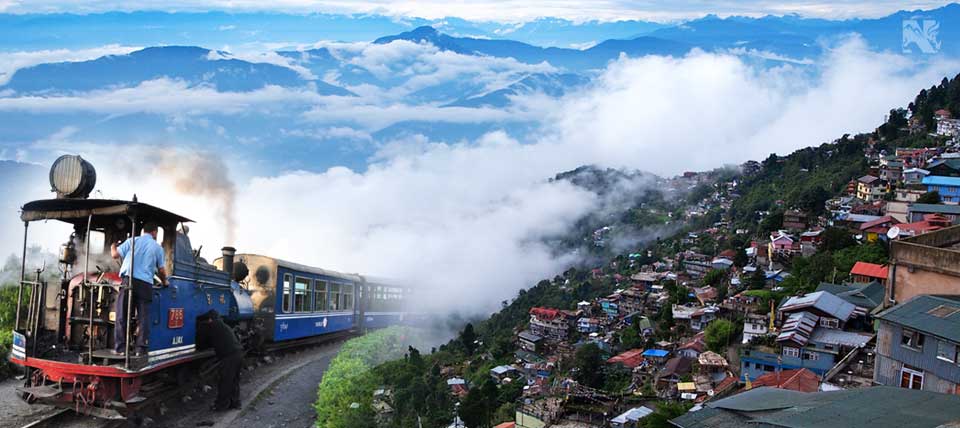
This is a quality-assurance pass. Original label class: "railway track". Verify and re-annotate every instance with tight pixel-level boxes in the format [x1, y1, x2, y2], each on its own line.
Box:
[16, 330, 357, 428]
[18, 408, 73, 428]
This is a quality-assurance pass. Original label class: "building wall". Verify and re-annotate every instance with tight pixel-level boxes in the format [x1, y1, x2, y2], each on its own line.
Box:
[926, 184, 960, 203]
[890, 267, 960, 304]
[888, 228, 960, 306]
[740, 347, 835, 381]
[886, 201, 910, 222]
[516, 411, 547, 428]
[875, 354, 958, 394]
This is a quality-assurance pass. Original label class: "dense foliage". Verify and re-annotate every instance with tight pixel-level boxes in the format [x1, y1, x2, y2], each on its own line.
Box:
[315, 327, 429, 428]
[731, 136, 869, 231]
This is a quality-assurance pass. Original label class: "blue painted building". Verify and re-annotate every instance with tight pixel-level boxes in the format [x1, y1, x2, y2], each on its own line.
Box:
[922, 175, 960, 203]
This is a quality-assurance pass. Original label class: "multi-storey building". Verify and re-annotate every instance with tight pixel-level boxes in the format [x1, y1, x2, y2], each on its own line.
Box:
[528, 307, 572, 342]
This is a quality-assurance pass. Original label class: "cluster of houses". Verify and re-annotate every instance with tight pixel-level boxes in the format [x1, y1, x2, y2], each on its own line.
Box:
[430, 132, 960, 428]
[839, 144, 960, 238]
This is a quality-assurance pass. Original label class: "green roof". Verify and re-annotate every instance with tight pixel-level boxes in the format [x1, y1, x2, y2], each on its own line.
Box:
[670, 386, 960, 428]
[876, 295, 960, 343]
[815, 281, 884, 311]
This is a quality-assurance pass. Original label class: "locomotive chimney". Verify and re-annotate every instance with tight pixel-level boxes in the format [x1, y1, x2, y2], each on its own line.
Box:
[221, 246, 236, 280]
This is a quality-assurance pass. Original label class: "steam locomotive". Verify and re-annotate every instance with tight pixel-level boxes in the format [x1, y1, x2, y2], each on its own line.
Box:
[8, 155, 412, 418]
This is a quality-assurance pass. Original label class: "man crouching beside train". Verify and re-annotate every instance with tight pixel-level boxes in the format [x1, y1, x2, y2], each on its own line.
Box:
[197, 309, 243, 411]
[111, 221, 168, 357]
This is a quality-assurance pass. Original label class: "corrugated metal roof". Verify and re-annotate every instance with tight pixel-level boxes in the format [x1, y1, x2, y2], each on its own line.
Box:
[809, 329, 873, 347]
[877, 295, 960, 343]
[922, 175, 960, 187]
[777, 311, 819, 346]
[780, 291, 856, 321]
[611, 406, 653, 423]
[642, 349, 670, 358]
[815, 281, 884, 311]
[850, 261, 889, 279]
[909, 203, 960, 215]
[672, 386, 960, 428]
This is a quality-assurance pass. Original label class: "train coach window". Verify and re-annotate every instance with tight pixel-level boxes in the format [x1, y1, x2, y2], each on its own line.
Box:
[282, 274, 292, 313]
[295, 277, 310, 312]
[329, 283, 341, 311]
[342, 284, 354, 311]
[315, 281, 328, 312]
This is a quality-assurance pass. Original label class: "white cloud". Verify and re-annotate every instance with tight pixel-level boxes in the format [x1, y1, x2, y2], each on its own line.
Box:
[0, 45, 141, 86]
[0, 78, 329, 115]
[208, 49, 319, 80]
[542, 37, 960, 175]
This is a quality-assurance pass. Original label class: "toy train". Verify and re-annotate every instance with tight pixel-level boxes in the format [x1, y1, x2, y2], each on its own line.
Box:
[8, 155, 415, 418]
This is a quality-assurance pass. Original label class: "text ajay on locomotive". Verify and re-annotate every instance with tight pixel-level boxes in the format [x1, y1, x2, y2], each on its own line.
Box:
[9, 155, 412, 418]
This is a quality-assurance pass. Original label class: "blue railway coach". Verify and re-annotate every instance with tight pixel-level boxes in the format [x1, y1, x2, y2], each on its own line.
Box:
[217, 254, 363, 342]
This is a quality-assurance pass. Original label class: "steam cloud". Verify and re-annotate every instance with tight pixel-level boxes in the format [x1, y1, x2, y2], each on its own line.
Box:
[154, 153, 237, 245]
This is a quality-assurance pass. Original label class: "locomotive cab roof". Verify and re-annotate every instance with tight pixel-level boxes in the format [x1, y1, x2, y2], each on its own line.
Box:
[21, 198, 192, 225]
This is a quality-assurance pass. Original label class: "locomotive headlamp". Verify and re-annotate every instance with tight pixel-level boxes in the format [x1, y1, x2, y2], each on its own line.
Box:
[49, 154, 97, 199]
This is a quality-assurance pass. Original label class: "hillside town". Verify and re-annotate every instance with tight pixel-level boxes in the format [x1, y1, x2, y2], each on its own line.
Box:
[400, 107, 960, 428]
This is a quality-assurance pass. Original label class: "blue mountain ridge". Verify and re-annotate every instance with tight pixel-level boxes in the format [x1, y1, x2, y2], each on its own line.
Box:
[373, 26, 694, 71]
[3, 46, 354, 95]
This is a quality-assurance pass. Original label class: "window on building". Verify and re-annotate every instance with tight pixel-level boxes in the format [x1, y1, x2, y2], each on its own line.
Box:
[294, 277, 309, 312]
[900, 367, 924, 390]
[315, 280, 328, 311]
[937, 341, 957, 363]
[820, 318, 839, 329]
[802, 351, 819, 361]
[783, 347, 800, 358]
[901, 329, 925, 351]
[763, 364, 775, 372]
[282, 274, 292, 313]
[329, 283, 341, 311]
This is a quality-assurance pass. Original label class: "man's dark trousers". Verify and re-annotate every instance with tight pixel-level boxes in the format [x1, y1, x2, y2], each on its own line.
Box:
[115, 277, 153, 353]
[217, 353, 242, 409]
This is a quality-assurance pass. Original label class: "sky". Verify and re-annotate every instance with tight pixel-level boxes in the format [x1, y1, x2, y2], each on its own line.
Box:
[0, 0, 955, 22]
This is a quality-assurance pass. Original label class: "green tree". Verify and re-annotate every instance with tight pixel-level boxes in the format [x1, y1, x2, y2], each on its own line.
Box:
[733, 248, 749, 268]
[642, 401, 694, 428]
[761, 211, 784, 233]
[917, 191, 942, 204]
[618, 326, 643, 350]
[795, 185, 831, 215]
[748, 269, 766, 290]
[833, 243, 888, 280]
[820, 227, 857, 252]
[703, 269, 725, 287]
[573, 343, 605, 388]
[704, 319, 736, 353]
[460, 323, 478, 356]
[460, 378, 499, 428]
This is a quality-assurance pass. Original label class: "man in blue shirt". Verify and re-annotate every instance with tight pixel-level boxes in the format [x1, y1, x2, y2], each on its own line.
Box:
[111, 221, 168, 356]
